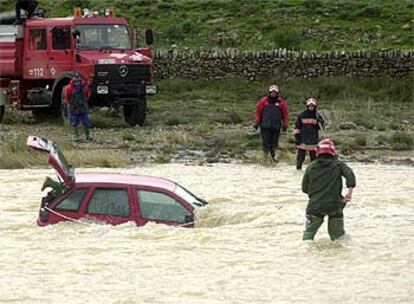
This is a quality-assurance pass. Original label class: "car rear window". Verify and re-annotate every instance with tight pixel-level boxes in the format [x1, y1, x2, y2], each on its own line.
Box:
[56, 188, 87, 211]
[137, 190, 191, 223]
[87, 188, 130, 217]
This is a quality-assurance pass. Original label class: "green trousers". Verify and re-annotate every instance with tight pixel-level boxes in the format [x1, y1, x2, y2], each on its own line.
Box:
[303, 208, 345, 241]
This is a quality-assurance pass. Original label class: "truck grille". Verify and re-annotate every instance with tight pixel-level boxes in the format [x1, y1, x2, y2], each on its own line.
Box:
[95, 64, 151, 82]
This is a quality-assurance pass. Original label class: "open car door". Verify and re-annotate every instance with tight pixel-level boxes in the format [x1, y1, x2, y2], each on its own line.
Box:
[27, 135, 75, 188]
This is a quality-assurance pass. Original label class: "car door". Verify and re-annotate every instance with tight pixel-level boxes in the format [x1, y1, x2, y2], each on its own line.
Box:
[49, 26, 73, 77]
[135, 187, 195, 227]
[83, 185, 133, 225]
[41, 187, 89, 225]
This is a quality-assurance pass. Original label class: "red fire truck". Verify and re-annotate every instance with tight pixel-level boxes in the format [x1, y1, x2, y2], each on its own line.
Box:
[0, 7, 157, 126]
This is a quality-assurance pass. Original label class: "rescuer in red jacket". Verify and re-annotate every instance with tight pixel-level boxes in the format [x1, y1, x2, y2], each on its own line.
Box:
[254, 85, 289, 161]
[65, 72, 92, 142]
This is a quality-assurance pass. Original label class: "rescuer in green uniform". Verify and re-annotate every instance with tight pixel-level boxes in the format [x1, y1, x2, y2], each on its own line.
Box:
[302, 139, 356, 241]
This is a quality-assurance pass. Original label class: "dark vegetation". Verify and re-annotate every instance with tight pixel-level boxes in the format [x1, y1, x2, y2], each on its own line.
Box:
[1, 0, 413, 50]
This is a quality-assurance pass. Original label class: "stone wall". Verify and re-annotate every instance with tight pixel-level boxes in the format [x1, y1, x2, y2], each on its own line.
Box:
[154, 49, 414, 80]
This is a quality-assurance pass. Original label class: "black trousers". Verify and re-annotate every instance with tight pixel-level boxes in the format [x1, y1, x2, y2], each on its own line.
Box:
[0, 105, 4, 124]
[296, 149, 316, 169]
[260, 127, 280, 156]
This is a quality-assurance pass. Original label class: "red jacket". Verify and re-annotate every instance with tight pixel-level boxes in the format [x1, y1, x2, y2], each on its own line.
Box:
[255, 96, 289, 128]
[65, 79, 91, 104]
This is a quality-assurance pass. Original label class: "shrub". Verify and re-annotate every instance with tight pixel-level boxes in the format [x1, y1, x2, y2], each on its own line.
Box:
[354, 134, 367, 147]
[375, 134, 388, 145]
[389, 121, 402, 130]
[389, 132, 413, 150]
[122, 132, 136, 141]
[376, 121, 388, 131]
[338, 142, 353, 154]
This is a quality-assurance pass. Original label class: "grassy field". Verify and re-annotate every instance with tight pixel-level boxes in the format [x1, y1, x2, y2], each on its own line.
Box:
[1, 0, 413, 51]
[1, 76, 412, 169]
[0, 0, 412, 168]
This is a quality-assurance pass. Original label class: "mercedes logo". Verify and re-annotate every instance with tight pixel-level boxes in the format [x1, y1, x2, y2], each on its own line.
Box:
[119, 65, 129, 77]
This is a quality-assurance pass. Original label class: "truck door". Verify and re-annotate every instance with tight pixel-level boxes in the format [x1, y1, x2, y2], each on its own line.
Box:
[24, 27, 50, 79]
[49, 26, 72, 76]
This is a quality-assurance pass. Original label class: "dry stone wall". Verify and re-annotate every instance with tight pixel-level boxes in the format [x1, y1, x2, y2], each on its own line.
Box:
[154, 49, 414, 80]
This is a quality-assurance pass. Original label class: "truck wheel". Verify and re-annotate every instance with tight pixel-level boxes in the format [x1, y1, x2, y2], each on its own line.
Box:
[123, 98, 146, 126]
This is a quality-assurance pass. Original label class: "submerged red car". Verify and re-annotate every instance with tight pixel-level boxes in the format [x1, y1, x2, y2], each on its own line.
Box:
[27, 135, 207, 227]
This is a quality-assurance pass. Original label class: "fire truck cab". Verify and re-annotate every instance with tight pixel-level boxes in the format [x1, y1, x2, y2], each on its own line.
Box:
[0, 7, 157, 126]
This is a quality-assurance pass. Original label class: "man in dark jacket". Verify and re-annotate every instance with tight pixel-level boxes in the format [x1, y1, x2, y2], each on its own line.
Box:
[65, 72, 92, 142]
[294, 97, 325, 170]
[254, 85, 289, 161]
[15, 0, 38, 24]
[302, 139, 356, 241]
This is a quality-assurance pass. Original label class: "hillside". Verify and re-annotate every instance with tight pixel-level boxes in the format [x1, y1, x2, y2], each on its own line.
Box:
[1, 0, 413, 51]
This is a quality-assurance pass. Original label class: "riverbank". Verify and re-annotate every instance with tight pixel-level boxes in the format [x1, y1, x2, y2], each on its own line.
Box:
[0, 118, 413, 169]
[0, 77, 412, 169]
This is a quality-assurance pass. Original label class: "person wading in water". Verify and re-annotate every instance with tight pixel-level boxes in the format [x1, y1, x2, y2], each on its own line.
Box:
[302, 139, 356, 241]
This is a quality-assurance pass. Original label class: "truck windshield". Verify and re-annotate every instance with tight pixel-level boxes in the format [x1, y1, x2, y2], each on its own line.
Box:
[76, 24, 132, 50]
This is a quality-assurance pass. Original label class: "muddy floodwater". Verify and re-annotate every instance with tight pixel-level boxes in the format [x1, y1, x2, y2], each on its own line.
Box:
[1, 163, 413, 304]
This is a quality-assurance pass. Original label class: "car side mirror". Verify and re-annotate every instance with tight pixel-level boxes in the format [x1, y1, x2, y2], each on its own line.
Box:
[71, 29, 80, 39]
[184, 214, 194, 223]
[145, 29, 153, 46]
[39, 207, 50, 222]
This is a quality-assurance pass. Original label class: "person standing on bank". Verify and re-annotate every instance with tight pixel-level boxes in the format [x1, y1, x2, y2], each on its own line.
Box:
[14, 0, 38, 25]
[294, 97, 325, 170]
[302, 139, 356, 241]
[65, 72, 92, 142]
[0, 87, 7, 140]
[254, 85, 289, 161]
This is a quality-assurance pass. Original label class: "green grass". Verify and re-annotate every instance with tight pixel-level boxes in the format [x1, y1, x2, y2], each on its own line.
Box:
[0, 75, 412, 168]
[1, 0, 412, 51]
[147, 75, 413, 130]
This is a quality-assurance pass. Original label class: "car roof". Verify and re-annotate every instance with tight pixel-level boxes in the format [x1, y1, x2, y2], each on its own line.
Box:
[75, 173, 177, 191]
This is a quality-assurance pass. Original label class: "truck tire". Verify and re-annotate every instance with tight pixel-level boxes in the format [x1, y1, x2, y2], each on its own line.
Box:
[123, 98, 146, 126]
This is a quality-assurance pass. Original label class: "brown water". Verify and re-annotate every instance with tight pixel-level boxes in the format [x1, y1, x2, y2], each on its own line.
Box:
[1, 163, 413, 304]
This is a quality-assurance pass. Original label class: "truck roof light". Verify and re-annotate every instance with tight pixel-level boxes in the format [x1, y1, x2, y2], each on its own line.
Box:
[83, 8, 93, 18]
[74, 7, 81, 17]
[105, 8, 114, 17]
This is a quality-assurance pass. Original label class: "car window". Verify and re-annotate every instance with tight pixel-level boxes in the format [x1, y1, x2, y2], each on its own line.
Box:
[137, 190, 191, 223]
[87, 188, 130, 217]
[56, 188, 87, 211]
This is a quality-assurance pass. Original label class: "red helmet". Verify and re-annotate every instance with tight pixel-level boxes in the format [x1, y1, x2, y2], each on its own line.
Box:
[305, 97, 318, 107]
[316, 139, 336, 156]
[268, 85, 279, 93]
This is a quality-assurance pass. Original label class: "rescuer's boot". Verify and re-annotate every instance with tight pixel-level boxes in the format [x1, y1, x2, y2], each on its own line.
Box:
[85, 128, 92, 142]
[73, 127, 80, 142]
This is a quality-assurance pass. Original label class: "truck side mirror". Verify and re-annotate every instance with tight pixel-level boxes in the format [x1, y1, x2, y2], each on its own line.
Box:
[145, 29, 153, 46]
[184, 214, 194, 223]
[71, 29, 80, 39]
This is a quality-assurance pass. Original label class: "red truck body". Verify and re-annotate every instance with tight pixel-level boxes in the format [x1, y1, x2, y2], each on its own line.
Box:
[0, 10, 157, 125]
